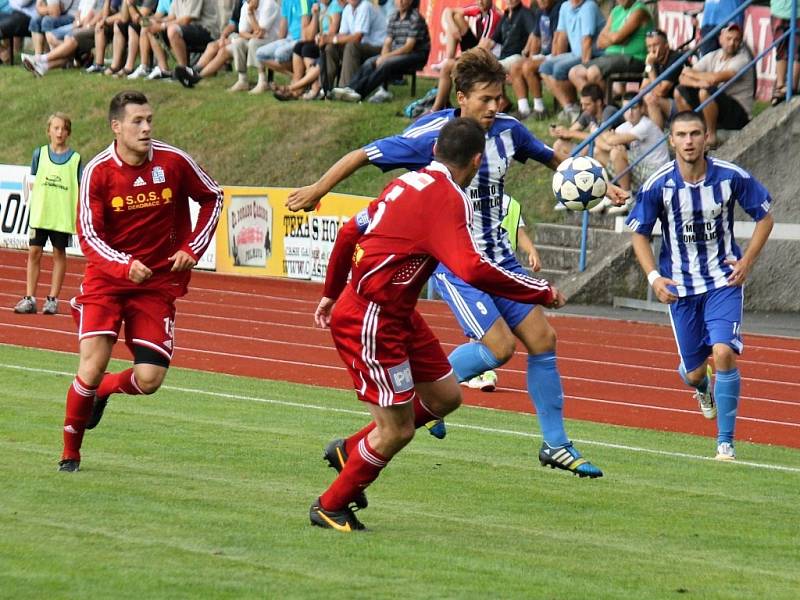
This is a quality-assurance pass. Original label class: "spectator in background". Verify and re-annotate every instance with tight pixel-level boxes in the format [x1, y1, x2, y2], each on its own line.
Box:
[674, 23, 753, 148]
[21, 0, 102, 75]
[641, 28, 681, 129]
[133, 0, 174, 79]
[1, 0, 38, 64]
[540, 0, 605, 123]
[165, 0, 219, 70]
[250, 0, 314, 93]
[331, 0, 429, 103]
[175, 0, 280, 87]
[548, 82, 618, 156]
[84, 0, 126, 73]
[770, 0, 800, 106]
[323, 0, 386, 92]
[508, 0, 563, 120]
[592, 92, 670, 214]
[13, 113, 81, 316]
[699, 0, 744, 57]
[272, 0, 343, 99]
[485, 0, 535, 74]
[428, 0, 499, 112]
[226, 0, 280, 91]
[0, 0, 14, 63]
[116, 0, 158, 77]
[29, 0, 79, 54]
[568, 0, 651, 94]
[103, 0, 155, 76]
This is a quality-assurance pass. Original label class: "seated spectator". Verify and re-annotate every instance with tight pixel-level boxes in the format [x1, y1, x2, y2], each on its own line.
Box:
[165, 0, 219, 70]
[331, 0, 429, 103]
[175, 0, 280, 87]
[272, 0, 343, 99]
[130, 0, 173, 79]
[699, 0, 744, 57]
[508, 0, 563, 120]
[641, 28, 681, 129]
[770, 0, 800, 105]
[84, 0, 126, 73]
[569, 0, 651, 95]
[0, 0, 11, 64]
[29, 0, 79, 54]
[20, 0, 102, 75]
[548, 82, 618, 155]
[250, 0, 314, 93]
[674, 23, 753, 147]
[593, 92, 669, 208]
[1, 0, 38, 64]
[114, 0, 157, 76]
[322, 0, 386, 93]
[224, 0, 280, 91]
[428, 0, 499, 113]
[540, 0, 604, 123]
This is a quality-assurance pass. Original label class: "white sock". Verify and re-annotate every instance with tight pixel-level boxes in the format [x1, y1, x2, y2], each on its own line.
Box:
[533, 97, 545, 111]
[238, 72, 247, 84]
[517, 98, 530, 114]
[257, 71, 266, 84]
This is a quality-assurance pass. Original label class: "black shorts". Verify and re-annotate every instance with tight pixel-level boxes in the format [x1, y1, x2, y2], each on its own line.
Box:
[293, 40, 320, 60]
[676, 86, 750, 130]
[179, 23, 213, 52]
[29, 228, 71, 250]
[461, 29, 479, 51]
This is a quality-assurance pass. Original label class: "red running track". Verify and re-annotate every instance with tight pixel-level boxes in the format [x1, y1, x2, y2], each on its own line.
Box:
[2, 248, 799, 448]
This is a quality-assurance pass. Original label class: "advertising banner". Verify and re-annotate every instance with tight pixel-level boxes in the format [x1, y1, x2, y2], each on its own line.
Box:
[215, 187, 371, 281]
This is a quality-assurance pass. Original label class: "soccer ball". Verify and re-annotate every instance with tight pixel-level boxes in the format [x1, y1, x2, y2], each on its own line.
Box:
[551, 156, 609, 211]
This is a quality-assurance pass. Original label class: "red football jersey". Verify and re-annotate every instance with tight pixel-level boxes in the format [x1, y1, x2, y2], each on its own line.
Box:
[324, 162, 554, 317]
[78, 140, 222, 296]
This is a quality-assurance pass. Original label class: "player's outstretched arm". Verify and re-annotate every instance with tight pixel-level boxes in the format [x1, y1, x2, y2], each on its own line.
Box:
[286, 149, 371, 212]
[631, 232, 678, 303]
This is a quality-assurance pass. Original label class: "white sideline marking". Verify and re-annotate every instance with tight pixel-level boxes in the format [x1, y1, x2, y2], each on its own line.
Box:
[3, 362, 799, 474]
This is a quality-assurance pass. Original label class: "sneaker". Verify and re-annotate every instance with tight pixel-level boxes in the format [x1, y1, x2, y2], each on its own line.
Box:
[58, 459, 80, 472]
[539, 441, 603, 478]
[606, 196, 634, 216]
[309, 499, 365, 532]
[85, 63, 104, 74]
[249, 80, 270, 94]
[14, 296, 36, 313]
[531, 108, 548, 121]
[509, 109, 530, 121]
[174, 64, 201, 88]
[85, 394, 109, 430]
[127, 63, 150, 79]
[146, 66, 170, 80]
[22, 53, 44, 77]
[715, 442, 736, 461]
[42, 296, 58, 315]
[695, 365, 716, 419]
[367, 87, 393, 103]
[228, 79, 250, 92]
[424, 419, 447, 439]
[323, 439, 368, 509]
[467, 370, 497, 392]
[553, 202, 567, 211]
[331, 87, 361, 102]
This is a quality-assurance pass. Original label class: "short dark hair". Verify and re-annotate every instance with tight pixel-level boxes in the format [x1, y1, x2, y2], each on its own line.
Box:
[452, 47, 506, 95]
[434, 118, 486, 168]
[622, 92, 640, 104]
[580, 83, 604, 103]
[109, 91, 149, 123]
[670, 110, 706, 132]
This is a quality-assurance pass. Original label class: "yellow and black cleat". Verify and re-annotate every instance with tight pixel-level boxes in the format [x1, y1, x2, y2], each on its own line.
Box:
[309, 500, 366, 532]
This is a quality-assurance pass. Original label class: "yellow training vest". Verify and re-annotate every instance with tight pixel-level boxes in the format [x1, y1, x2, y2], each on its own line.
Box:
[29, 145, 80, 234]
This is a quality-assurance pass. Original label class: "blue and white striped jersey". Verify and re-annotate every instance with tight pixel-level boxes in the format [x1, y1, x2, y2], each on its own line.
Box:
[625, 157, 772, 297]
[363, 109, 554, 263]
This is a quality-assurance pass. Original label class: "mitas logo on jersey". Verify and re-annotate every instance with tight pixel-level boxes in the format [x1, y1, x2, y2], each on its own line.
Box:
[133, 176, 147, 187]
[151, 166, 166, 184]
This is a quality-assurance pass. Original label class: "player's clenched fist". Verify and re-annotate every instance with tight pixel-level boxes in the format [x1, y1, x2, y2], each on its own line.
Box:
[546, 287, 567, 310]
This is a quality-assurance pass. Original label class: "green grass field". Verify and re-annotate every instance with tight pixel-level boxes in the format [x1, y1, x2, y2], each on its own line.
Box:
[2, 344, 799, 599]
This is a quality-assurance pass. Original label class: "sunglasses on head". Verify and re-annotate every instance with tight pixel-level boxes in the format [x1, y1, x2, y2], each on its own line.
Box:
[646, 29, 667, 39]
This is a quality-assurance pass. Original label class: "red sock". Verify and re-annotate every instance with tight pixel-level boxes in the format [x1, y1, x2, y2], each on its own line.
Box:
[62, 376, 97, 461]
[320, 438, 388, 511]
[344, 395, 441, 455]
[96, 368, 145, 397]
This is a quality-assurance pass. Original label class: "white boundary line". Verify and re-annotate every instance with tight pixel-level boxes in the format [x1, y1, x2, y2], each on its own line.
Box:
[2, 361, 799, 474]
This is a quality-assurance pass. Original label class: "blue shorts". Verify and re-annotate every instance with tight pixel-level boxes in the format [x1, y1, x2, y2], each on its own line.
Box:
[668, 285, 744, 372]
[432, 259, 535, 340]
[539, 53, 582, 80]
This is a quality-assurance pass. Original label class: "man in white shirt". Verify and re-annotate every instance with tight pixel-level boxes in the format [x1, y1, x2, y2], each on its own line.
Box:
[322, 0, 385, 90]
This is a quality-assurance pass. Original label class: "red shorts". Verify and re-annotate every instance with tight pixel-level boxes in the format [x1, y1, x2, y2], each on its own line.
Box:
[70, 289, 177, 361]
[329, 288, 452, 406]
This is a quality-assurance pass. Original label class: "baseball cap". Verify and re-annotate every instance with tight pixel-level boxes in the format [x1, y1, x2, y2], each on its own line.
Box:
[723, 22, 742, 33]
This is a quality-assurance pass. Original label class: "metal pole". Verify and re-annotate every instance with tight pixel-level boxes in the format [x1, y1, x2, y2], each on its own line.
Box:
[788, 0, 797, 102]
[579, 140, 594, 272]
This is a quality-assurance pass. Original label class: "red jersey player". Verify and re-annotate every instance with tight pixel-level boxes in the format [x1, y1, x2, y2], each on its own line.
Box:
[309, 118, 565, 531]
[57, 91, 222, 473]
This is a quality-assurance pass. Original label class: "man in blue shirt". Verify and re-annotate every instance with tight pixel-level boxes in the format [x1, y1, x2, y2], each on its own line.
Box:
[288, 47, 630, 479]
[626, 110, 774, 461]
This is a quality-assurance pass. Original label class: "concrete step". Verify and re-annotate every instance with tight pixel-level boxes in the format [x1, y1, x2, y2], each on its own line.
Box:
[534, 223, 621, 249]
[559, 210, 619, 231]
[535, 244, 583, 271]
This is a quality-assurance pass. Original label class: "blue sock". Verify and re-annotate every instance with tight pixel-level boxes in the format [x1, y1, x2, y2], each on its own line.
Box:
[448, 342, 503, 382]
[527, 352, 568, 447]
[714, 368, 740, 444]
[678, 362, 709, 393]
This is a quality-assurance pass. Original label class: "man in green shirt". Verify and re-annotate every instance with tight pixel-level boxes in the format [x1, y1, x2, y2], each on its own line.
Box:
[14, 113, 82, 316]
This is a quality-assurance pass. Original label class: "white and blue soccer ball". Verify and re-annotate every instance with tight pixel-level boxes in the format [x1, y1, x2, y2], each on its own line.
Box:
[551, 156, 609, 211]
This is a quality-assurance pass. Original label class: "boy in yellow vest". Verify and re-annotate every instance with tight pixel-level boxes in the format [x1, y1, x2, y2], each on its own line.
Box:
[14, 113, 82, 315]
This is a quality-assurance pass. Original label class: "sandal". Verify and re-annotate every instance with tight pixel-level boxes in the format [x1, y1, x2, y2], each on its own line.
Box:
[273, 88, 299, 101]
[771, 86, 786, 107]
